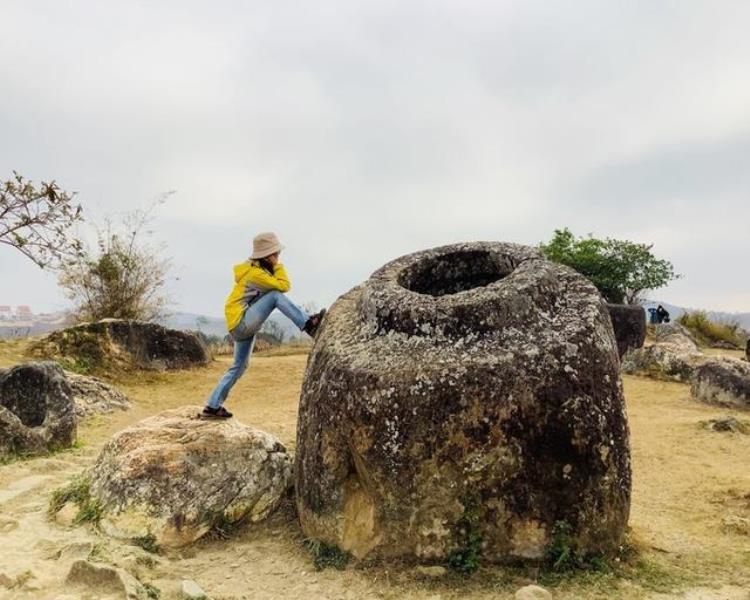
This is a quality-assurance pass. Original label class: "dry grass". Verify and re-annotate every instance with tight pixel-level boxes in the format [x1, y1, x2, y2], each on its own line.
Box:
[677, 311, 747, 348]
[1, 341, 749, 599]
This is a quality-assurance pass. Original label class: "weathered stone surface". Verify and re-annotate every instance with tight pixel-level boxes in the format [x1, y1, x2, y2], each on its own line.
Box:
[0, 362, 77, 457]
[607, 304, 646, 359]
[67, 372, 131, 418]
[652, 323, 699, 352]
[746, 339, 750, 362]
[181, 579, 207, 599]
[691, 359, 750, 409]
[621, 323, 704, 382]
[65, 559, 144, 599]
[515, 585, 553, 600]
[89, 406, 293, 548]
[296, 242, 631, 563]
[32, 319, 210, 373]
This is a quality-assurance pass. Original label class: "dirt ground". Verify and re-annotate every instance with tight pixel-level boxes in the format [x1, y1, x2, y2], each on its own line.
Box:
[0, 341, 748, 600]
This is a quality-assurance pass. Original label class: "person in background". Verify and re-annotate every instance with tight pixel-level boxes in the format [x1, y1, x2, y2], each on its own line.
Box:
[656, 304, 670, 324]
[202, 232, 325, 419]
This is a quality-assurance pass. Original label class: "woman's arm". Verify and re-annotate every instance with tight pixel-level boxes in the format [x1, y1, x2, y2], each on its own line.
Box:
[249, 263, 291, 292]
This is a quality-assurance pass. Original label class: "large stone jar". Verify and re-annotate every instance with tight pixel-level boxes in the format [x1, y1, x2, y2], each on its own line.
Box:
[296, 242, 631, 563]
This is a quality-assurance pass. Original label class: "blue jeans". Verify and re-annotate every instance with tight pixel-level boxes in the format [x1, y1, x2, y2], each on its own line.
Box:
[206, 291, 309, 408]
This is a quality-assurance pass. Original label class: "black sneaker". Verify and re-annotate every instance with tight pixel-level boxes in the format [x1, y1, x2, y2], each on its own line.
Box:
[201, 406, 233, 419]
[303, 309, 327, 338]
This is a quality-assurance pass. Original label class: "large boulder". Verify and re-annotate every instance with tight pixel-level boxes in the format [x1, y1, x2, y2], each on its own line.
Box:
[607, 304, 646, 359]
[0, 362, 77, 457]
[691, 359, 750, 409]
[88, 406, 293, 547]
[621, 323, 703, 382]
[296, 242, 631, 563]
[31, 319, 210, 374]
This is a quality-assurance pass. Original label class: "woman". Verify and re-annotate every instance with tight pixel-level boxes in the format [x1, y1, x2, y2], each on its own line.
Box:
[202, 231, 325, 419]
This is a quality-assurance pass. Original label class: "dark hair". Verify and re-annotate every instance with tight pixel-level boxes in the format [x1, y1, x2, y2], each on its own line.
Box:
[258, 257, 275, 274]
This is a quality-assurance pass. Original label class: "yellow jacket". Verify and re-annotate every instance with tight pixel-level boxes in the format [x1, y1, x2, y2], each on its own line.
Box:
[224, 261, 291, 331]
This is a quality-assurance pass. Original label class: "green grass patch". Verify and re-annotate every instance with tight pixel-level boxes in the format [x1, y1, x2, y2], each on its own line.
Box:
[446, 500, 483, 575]
[48, 474, 103, 524]
[303, 539, 351, 571]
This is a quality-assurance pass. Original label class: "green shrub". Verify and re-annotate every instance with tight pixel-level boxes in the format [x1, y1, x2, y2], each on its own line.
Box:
[446, 499, 483, 575]
[48, 475, 102, 524]
[303, 539, 350, 571]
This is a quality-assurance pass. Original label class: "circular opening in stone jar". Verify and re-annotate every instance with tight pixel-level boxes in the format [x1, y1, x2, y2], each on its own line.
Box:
[398, 250, 512, 297]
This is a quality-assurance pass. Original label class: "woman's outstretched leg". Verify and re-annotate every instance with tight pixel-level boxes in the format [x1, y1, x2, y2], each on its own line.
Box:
[205, 336, 255, 411]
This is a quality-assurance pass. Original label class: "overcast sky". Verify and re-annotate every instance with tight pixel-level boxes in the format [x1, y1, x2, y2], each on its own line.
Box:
[2, 0, 749, 317]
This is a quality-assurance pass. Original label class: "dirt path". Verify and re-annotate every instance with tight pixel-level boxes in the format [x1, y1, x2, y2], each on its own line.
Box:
[1, 346, 749, 599]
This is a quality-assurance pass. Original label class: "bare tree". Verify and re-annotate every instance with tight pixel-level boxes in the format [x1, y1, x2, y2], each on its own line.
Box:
[0, 171, 83, 268]
[58, 198, 173, 322]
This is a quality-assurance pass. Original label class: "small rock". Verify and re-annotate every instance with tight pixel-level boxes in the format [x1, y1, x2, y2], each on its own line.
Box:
[181, 579, 207, 599]
[702, 417, 750, 434]
[66, 560, 144, 599]
[59, 541, 94, 561]
[414, 565, 447, 578]
[515, 584, 553, 600]
[0, 573, 13, 588]
[723, 515, 750, 535]
[55, 501, 79, 527]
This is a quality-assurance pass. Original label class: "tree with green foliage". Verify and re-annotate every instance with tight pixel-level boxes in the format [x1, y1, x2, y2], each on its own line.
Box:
[540, 228, 678, 304]
[0, 172, 83, 268]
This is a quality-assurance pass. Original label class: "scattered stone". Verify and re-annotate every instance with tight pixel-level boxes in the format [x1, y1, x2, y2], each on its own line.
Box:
[296, 242, 631, 562]
[0, 573, 13, 588]
[414, 565, 448, 578]
[722, 515, 750, 535]
[55, 501, 80, 527]
[67, 372, 131, 418]
[31, 319, 210, 374]
[701, 416, 750, 434]
[515, 585, 553, 600]
[607, 303, 646, 359]
[66, 560, 144, 599]
[89, 406, 293, 548]
[0, 362, 77, 458]
[181, 579, 207, 599]
[711, 340, 738, 350]
[59, 541, 95, 561]
[691, 359, 750, 409]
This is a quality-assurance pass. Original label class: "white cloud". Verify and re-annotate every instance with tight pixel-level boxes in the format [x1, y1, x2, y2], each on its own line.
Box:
[1, 0, 748, 314]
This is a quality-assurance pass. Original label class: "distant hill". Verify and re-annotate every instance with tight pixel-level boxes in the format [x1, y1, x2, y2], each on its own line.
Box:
[2, 302, 747, 341]
[160, 312, 304, 341]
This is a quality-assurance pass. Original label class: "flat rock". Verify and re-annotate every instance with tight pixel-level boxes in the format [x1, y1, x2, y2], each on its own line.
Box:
[691, 359, 750, 409]
[414, 565, 448, 578]
[515, 585, 553, 600]
[89, 406, 293, 548]
[67, 372, 131, 418]
[66, 560, 144, 599]
[181, 579, 207, 599]
[296, 242, 630, 562]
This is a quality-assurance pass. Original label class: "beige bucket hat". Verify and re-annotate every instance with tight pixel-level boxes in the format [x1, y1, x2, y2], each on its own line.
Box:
[251, 231, 284, 259]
